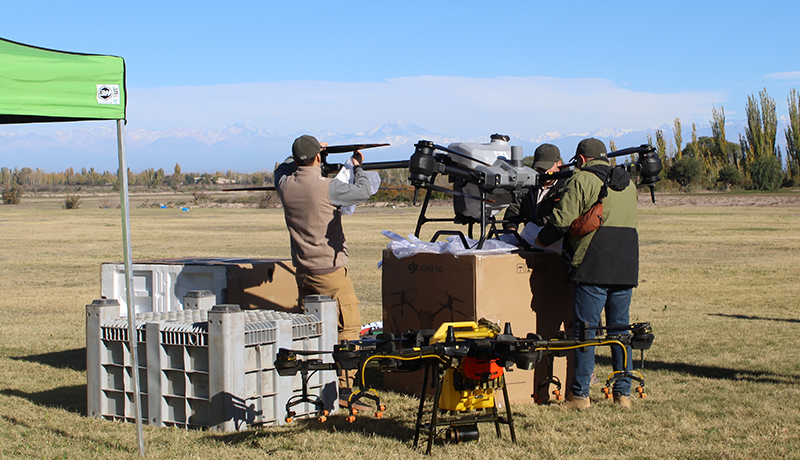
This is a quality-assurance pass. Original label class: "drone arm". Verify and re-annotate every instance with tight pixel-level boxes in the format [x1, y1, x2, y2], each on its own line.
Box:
[440, 162, 481, 183]
[361, 160, 410, 171]
[607, 144, 655, 159]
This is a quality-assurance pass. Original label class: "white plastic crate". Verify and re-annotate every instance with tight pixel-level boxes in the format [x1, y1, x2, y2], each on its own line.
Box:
[100, 258, 298, 317]
[101, 262, 227, 316]
[86, 297, 338, 431]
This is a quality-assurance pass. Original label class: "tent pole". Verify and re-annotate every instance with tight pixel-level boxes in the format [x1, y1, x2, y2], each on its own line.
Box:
[117, 119, 146, 457]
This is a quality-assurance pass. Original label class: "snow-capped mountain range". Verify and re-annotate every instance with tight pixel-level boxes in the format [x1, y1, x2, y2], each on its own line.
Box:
[0, 118, 768, 173]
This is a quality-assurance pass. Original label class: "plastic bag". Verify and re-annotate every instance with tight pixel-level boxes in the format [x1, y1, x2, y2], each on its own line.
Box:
[335, 158, 381, 215]
[381, 230, 448, 260]
[445, 235, 517, 256]
[381, 230, 516, 260]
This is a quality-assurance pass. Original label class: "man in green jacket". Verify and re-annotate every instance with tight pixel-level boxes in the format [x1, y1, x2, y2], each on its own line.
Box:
[536, 138, 638, 409]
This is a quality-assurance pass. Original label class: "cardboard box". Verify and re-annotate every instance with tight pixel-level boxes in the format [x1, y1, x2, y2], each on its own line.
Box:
[381, 249, 573, 404]
[102, 257, 299, 316]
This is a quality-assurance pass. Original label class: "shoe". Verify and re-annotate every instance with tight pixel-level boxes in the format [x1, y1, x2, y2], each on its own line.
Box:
[561, 394, 591, 410]
[613, 392, 632, 409]
[338, 388, 353, 407]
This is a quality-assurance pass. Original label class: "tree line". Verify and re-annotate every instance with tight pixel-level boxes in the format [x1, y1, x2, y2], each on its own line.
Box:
[3, 87, 800, 203]
[0, 164, 274, 190]
[650, 88, 800, 191]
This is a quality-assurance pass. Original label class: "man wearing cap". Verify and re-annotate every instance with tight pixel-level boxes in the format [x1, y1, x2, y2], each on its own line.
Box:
[274, 135, 372, 354]
[504, 143, 567, 234]
[536, 138, 639, 410]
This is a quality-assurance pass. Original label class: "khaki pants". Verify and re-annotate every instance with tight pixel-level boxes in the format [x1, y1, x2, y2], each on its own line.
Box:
[296, 267, 361, 388]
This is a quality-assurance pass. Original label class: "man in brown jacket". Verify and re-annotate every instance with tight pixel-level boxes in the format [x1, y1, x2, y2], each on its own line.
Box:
[274, 134, 373, 354]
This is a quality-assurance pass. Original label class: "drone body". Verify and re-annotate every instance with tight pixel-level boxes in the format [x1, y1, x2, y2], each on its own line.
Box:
[446, 134, 537, 221]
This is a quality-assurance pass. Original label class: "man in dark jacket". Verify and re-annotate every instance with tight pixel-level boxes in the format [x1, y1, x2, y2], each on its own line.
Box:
[503, 144, 568, 246]
[536, 138, 638, 409]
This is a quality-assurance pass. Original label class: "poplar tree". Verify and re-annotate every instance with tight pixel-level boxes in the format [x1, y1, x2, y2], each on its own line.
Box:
[673, 118, 683, 161]
[690, 123, 700, 159]
[761, 89, 778, 160]
[785, 88, 800, 180]
[655, 129, 668, 178]
[709, 105, 727, 172]
[608, 140, 618, 166]
[171, 163, 183, 188]
[743, 88, 779, 167]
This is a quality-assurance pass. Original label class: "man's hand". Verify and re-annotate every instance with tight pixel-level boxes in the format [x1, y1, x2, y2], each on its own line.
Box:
[351, 150, 363, 166]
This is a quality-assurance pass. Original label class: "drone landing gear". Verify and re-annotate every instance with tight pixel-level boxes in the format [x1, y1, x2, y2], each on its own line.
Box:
[412, 362, 516, 455]
[533, 355, 563, 404]
[602, 370, 647, 400]
[343, 389, 386, 423]
[283, 359, 330, 424]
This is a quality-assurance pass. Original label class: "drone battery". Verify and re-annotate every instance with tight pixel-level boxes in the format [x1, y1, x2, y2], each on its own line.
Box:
[438, 368, 496, 412]
[445, 425, 480, 444]
[461, 357, 503, 382]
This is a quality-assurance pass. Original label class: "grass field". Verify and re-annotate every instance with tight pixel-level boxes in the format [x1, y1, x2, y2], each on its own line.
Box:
[1, 194, 799, 459]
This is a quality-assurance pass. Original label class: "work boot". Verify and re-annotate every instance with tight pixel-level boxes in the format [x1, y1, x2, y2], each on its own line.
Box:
[613, 392, 632, 409]
[561, 394, 591, 410]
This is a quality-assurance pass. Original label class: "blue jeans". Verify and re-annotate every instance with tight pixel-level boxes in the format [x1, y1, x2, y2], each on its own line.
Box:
[570, 283, 633, 397]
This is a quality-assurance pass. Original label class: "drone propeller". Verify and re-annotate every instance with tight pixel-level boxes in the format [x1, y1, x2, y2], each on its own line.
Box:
[223, 144, 390, 192]
[322, 143, 390, 154]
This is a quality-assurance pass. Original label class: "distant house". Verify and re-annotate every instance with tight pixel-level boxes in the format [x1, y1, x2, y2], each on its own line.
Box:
[216, 177, 236, 185]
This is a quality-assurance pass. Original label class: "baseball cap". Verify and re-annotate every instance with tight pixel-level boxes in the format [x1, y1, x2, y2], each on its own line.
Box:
[532, 144, 562, 170]
[292, 135, 321, 162]
[571, 138, 607, 162]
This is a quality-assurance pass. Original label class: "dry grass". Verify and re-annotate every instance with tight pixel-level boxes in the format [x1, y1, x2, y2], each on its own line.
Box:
[1, 194, 799, 459]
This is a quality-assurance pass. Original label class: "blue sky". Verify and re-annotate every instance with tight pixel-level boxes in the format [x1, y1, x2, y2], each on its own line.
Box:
[2, 1, 800, 140]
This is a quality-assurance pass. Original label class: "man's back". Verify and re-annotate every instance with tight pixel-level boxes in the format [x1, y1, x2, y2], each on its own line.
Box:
[276, 164, 348, 274]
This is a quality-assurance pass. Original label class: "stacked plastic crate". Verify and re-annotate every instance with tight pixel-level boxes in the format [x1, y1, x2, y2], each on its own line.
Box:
[86, 294, 338, 431]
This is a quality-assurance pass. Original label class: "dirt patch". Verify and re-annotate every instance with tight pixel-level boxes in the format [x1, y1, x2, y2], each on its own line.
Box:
[638, 192, 800, 207]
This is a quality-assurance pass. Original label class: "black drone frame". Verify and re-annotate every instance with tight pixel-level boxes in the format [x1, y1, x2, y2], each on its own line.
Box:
[274, 321, 654, 454]
[225, 141, 662, 251]
[363, 142, 662, 250]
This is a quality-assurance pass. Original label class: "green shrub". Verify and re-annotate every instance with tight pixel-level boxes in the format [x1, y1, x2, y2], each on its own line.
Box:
[667, 156, 704, 188]
[63, 194, 82, 209]
[717, 164, 743, 191]
[749, 157, 783, 191]
[192, 191, 211, 203]
[2, 185, 22, 204]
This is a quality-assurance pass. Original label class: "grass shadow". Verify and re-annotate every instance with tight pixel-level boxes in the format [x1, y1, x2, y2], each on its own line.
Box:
[1, 414, 135, 454]
[1, 385, 87, 415]
[12, 347, 86, 372]
[596, 355, 797, 385]
[206, 411, 419, 447]
[709, 313, 800, 324]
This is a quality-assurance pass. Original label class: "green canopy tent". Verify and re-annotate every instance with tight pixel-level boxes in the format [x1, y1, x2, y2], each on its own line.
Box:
[0, 37, 145, 456]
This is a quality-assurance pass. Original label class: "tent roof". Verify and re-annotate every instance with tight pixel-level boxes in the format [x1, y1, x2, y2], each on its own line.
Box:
[0, 37, 126, 124]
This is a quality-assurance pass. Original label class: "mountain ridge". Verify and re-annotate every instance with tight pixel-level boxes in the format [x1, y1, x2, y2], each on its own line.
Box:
[0, 118, 766, 173]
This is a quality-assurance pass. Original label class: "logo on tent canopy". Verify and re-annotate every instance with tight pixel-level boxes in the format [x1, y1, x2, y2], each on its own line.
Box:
[96, 84, 120, 105]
